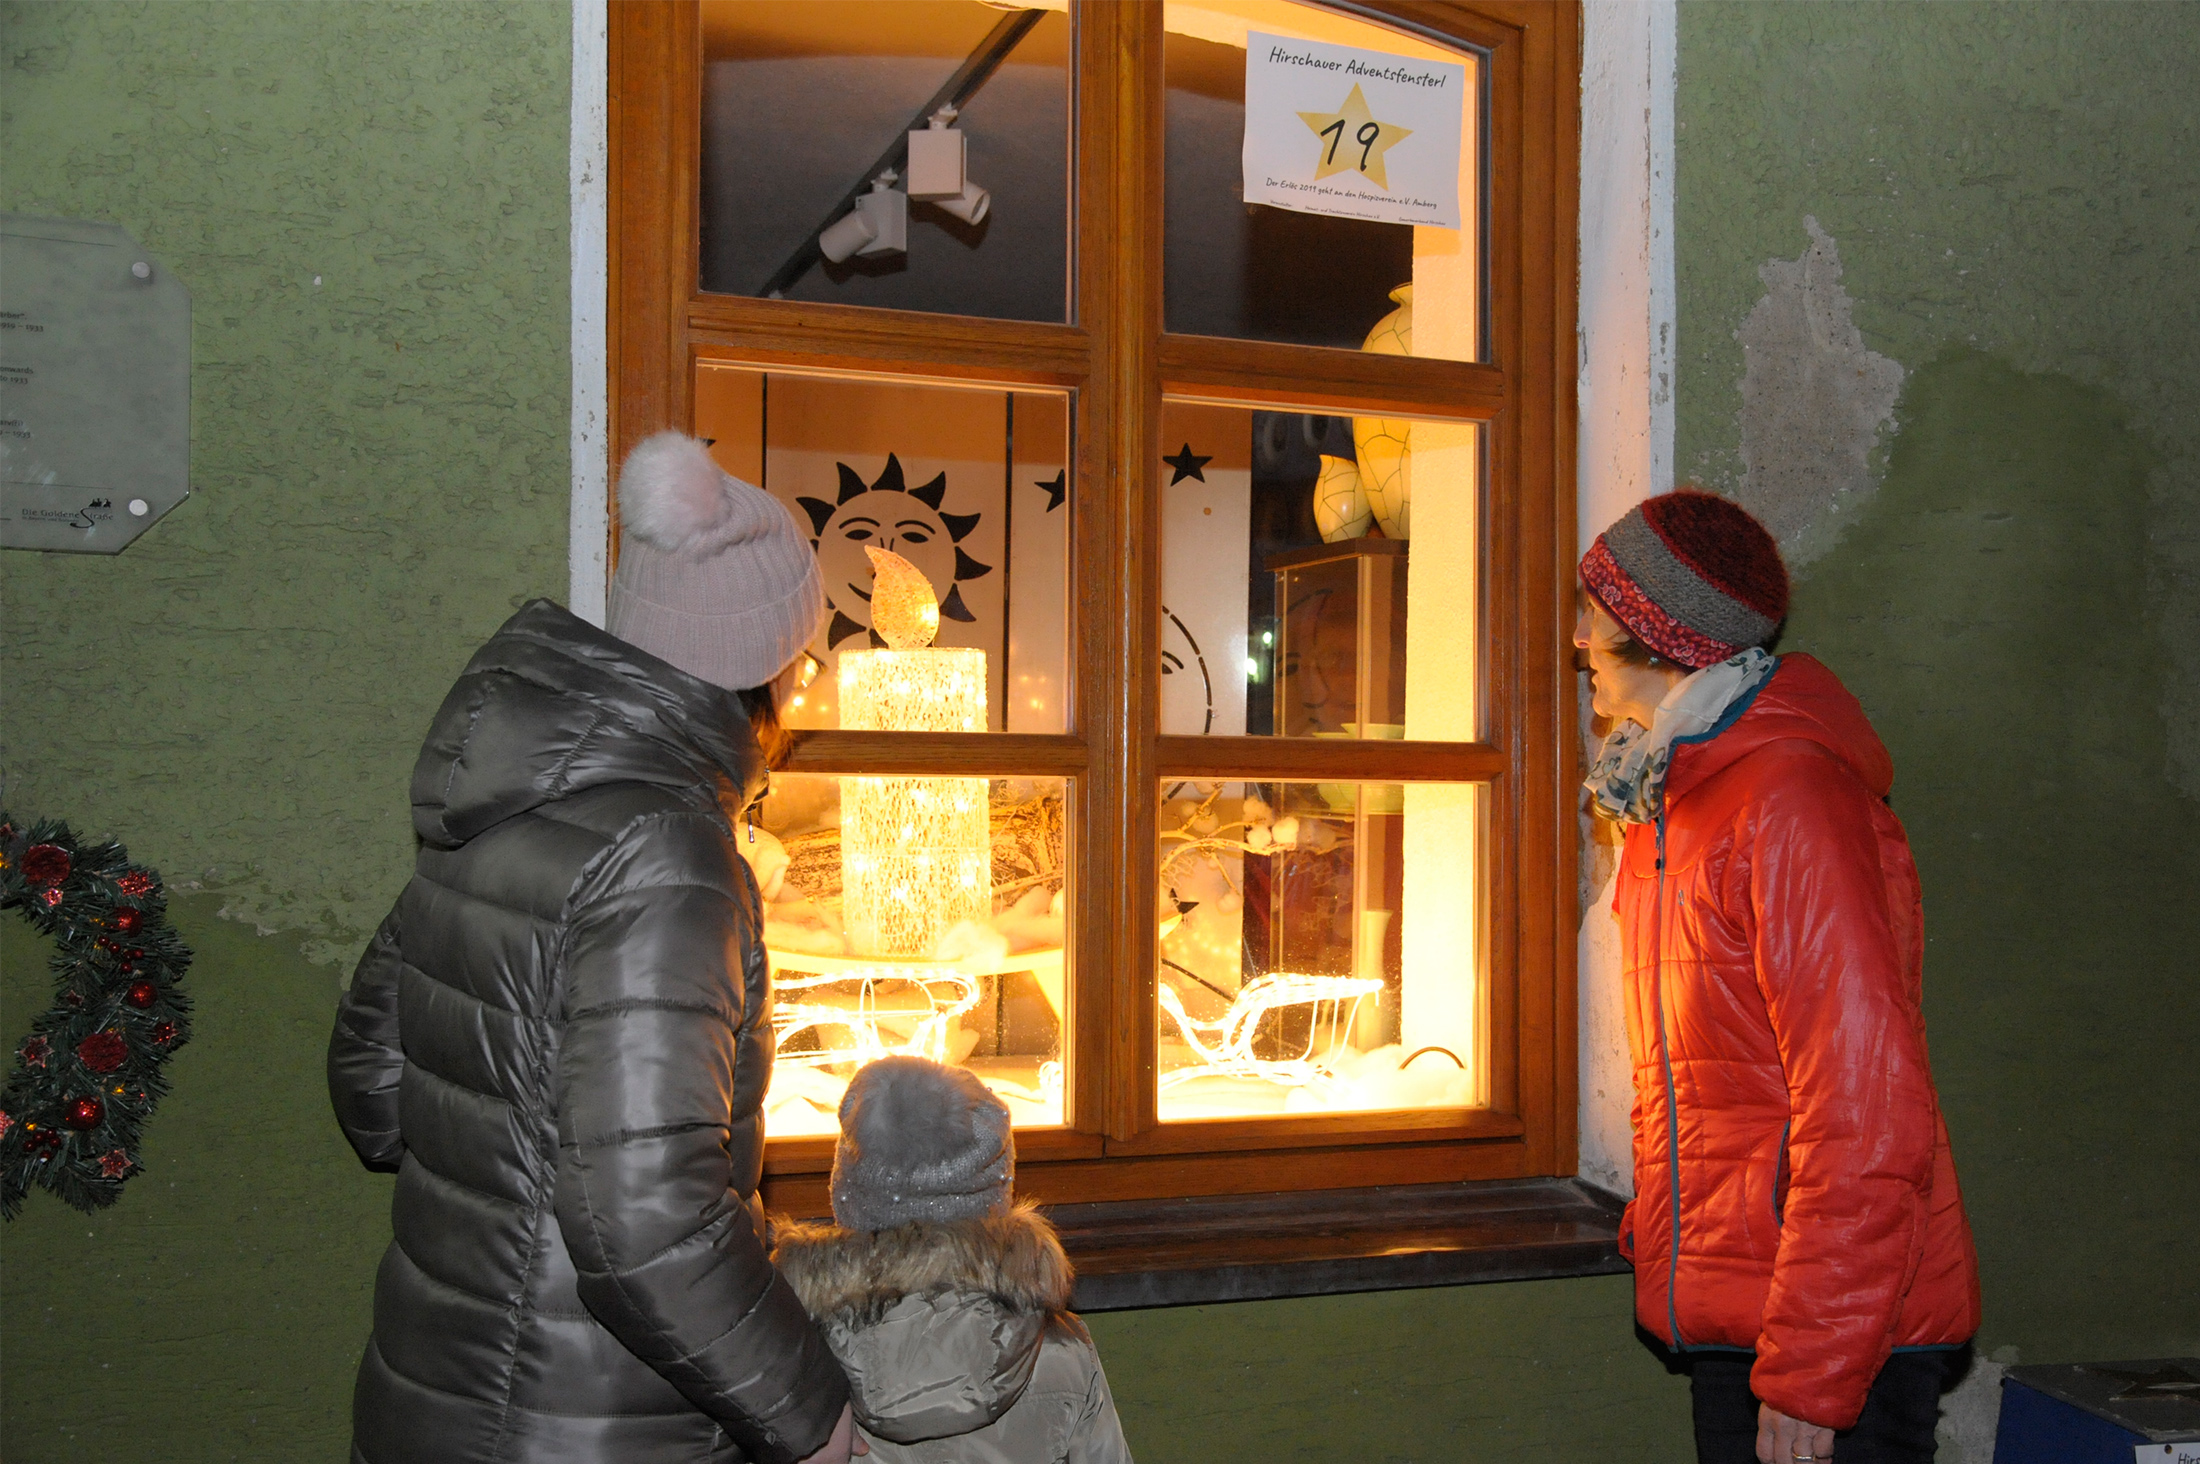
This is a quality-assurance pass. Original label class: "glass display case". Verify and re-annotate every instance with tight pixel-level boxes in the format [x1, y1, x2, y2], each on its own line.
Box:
[1269, 539, 1408, 738]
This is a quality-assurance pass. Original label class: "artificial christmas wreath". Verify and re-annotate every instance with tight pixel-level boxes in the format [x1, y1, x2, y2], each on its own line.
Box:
[0, 814, 194, 1218]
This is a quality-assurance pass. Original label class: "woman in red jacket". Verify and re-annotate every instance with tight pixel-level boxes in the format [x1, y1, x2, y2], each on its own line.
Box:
[1576, 492, 1980, 1464]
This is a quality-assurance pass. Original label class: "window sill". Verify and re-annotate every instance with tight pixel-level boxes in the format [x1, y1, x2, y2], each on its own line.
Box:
[1048, 1178, 1627, 1312]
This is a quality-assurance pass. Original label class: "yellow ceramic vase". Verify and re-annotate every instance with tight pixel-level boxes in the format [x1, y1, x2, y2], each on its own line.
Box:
[1353, 283, 1413, 540]
[1312, 453, 1373, 542]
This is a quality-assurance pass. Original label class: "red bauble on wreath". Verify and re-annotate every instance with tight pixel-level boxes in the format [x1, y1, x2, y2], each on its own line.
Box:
[0, 815, 194, 1219]
[21, 845, 72, 887]
[78, 1032, 128, 1074]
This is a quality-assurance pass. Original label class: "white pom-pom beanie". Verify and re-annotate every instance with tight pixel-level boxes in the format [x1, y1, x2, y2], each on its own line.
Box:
[606, 432, 827, 691]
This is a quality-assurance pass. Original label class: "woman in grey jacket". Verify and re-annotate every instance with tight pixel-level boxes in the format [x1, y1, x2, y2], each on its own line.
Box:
[329, 435, 863, 1464]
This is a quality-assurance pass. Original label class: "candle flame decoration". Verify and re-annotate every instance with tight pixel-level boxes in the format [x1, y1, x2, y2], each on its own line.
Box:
[864, 544, 942, 650]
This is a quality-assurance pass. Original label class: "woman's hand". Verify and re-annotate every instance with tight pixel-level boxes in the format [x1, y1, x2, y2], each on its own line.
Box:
[1756, 1403, 1834, 1462]
[796, 1402, 868, 1464]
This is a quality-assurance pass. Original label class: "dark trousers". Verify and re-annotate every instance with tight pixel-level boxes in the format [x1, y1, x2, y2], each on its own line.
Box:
[1688, 1351, 1949, 1464]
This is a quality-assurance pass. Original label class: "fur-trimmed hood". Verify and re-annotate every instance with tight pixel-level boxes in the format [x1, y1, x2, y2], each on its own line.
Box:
[773, 1203, 1073, 1322]
[771, 1206, 1079, 1444]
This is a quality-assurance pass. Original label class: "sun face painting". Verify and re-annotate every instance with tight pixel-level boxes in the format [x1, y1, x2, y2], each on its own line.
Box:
[798, 454, 994, 650]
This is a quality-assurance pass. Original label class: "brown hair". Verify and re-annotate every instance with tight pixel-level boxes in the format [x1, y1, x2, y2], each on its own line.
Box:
[738, 685, 792, 771]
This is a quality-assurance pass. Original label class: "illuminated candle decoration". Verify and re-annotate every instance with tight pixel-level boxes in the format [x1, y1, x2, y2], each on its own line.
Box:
[838, 547, 992, 957]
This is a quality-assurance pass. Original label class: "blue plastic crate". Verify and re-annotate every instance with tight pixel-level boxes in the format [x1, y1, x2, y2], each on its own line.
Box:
[1993, 1360, 2200, 1464]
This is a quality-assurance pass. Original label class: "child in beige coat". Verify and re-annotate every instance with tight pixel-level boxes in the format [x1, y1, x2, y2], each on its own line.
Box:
[771, 1056, 1133, 1464]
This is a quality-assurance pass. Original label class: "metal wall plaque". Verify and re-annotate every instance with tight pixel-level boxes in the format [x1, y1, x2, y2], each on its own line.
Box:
[1, 214, 191, 553]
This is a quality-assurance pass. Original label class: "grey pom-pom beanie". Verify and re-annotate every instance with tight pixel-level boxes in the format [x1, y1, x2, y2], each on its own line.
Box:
[606, 432, 827, 692]
[830, 1055, 1015, 1231]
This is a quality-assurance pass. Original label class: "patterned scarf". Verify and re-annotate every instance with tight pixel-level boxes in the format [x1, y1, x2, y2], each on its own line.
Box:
[1584, 649, 1775, 825]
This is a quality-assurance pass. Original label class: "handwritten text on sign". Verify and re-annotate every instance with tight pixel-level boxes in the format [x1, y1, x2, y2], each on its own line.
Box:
[1242, 32, 1464, 229]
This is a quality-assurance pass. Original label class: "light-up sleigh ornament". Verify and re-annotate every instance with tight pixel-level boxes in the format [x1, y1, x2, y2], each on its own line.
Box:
[1157, 973, 1382, 1096]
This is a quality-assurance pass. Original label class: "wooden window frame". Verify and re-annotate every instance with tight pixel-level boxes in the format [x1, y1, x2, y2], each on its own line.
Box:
[610, 0, 1582, 1222]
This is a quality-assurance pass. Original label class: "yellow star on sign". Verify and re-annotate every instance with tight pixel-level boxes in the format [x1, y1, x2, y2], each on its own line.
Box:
[1298, 83, 1414, 190]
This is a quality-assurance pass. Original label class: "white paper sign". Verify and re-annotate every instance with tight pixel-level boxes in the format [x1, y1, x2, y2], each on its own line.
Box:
[1242, 31, 1464, 229]
[2135, 1446, 2200, 1464]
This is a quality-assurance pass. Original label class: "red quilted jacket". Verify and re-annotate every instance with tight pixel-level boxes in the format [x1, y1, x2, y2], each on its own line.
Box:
[1613, 654, 1980, 1430]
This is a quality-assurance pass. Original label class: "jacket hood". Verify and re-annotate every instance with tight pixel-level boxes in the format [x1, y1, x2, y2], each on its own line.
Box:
[409, 599, 763, 850]
[771, 1205, 1074, 1444]
[1664, 653, 1894, 808]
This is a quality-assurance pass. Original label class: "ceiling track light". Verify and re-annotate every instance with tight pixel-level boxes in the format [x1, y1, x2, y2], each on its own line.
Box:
[759, 7, 1041, 296]
[907, 107, 991, 227]
[818, 171, 909, 264]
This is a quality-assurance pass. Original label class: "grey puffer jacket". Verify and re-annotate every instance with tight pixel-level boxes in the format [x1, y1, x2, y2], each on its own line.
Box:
[772, 1207, 1133, 1464]
[328, 601, 848, 1464]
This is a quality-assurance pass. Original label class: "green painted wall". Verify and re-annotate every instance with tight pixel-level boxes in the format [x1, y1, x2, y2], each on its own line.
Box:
[1, 1, 569, 1457]
[0, 0, 571, 966]
[1676, 0, 2200, 1376]
[1, 898, 390, 1459]
[6, 2, 2195, 1461]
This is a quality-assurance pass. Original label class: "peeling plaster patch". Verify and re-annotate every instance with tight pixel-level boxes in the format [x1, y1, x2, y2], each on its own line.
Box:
[1935, 1354, 2005, 1464]
[1732, 218, 1905, 566]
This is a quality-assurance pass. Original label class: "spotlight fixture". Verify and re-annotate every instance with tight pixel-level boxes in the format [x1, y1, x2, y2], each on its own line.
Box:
[907, 108, 990, 226]
[818, 172, 909, 263]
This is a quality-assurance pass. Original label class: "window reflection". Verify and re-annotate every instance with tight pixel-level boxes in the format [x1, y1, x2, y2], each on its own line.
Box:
[700, 0, 1069, 321]
[1156, 780, 1480, 1120]
[693, 365, 1070, 732]
[755, 774, 1069, 1135]
[1163, 0, 1481, 357]
[1159, 401, 1479, 741]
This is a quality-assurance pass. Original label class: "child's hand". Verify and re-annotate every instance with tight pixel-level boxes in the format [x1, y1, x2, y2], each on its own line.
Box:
[797, 1402, 868, 1464]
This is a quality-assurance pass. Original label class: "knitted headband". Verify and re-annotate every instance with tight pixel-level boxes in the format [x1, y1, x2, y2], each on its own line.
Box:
[1579, 490, 1789, 669]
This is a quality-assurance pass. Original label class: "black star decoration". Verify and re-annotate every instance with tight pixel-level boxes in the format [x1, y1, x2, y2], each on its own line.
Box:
[2085, 1364, 2200, 1406]
[1162, 443, 1212, 485]
[1036, 471, 1066, 512]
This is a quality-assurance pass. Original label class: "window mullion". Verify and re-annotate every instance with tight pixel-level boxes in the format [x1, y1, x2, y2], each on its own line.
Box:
[1068, 0, 1165, 1144]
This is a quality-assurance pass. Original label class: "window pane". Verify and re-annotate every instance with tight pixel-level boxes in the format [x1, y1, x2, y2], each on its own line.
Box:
[1157, 400, 1479, 740]
[700, 0, 1069, 321]
[1164, 1, 1481, 357]
[757, 773, 1069, 1135]
[1155, 779, 1480, 1120]
[693, 364, 1070, 732]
